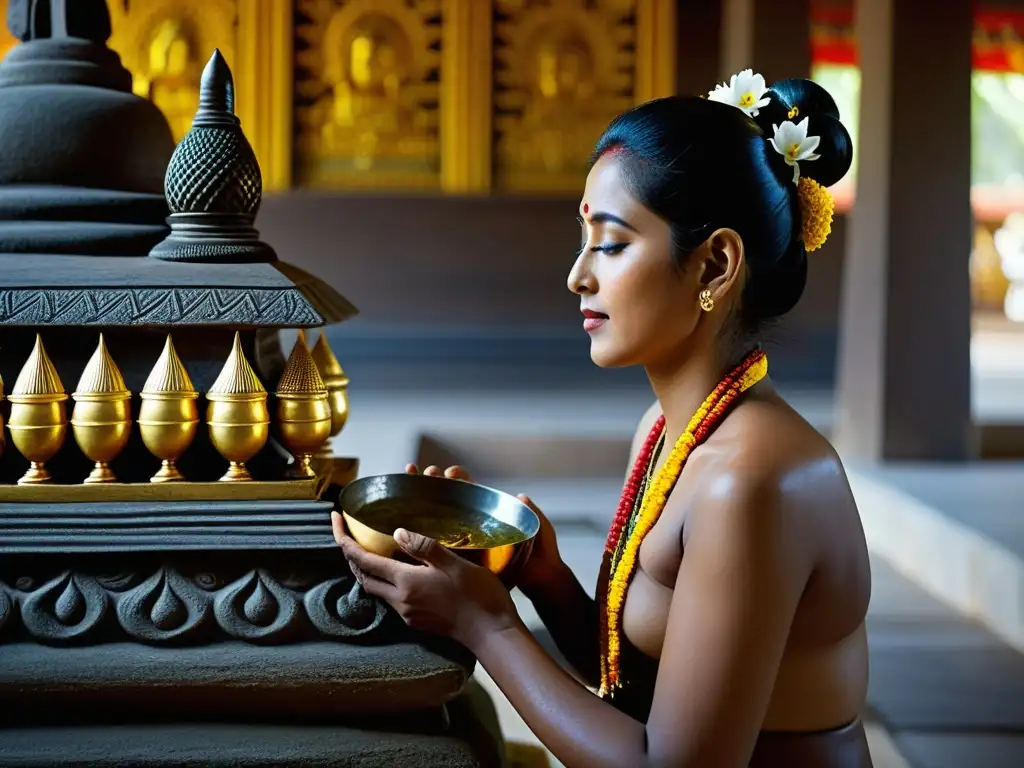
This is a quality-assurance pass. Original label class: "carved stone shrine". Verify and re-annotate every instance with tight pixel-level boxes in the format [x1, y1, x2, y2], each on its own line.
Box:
[0, 2, 501, 765]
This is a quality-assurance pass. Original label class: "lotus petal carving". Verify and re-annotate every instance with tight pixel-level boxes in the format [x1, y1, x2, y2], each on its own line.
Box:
[117, 567, 212, 643]
[303, 577, 387, 638]
[213, 569, 300, 643]
[20, 572, 109, 644]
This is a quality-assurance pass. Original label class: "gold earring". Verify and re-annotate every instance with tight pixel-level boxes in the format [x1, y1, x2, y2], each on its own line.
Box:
[699, 289, 714, 312]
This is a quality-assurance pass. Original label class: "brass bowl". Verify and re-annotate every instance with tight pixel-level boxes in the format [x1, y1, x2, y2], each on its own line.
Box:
[340, 473, 540, 582]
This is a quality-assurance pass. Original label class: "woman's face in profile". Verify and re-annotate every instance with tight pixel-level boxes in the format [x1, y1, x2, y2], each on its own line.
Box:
[568, 154, 704, 370]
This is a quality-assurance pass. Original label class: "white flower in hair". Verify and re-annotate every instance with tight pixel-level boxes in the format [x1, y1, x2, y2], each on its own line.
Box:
[769, 118, 821, 183]
[707, 69, 771, 117]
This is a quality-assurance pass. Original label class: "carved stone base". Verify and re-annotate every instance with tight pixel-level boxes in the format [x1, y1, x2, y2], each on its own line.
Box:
[0, 715, 503, 768]
[0, 641, 472, 719]
[0, 561, 477, 719]
[149, 213, 276, 264]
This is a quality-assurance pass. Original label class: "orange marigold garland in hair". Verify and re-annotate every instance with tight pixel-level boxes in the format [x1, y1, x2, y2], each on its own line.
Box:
[599, 348, 769, 697]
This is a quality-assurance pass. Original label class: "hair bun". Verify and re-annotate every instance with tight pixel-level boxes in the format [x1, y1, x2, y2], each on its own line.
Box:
[752, 78, 853, 189]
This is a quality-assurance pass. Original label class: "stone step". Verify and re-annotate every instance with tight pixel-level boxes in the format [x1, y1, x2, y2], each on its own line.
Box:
[848, 463, 1024, 656]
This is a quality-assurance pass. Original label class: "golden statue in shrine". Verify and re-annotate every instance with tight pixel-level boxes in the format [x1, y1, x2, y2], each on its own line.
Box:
[517, 32, 602, 173]
[104, 0, 237, 146]
[321, 14, 408, 168]
[294, 0, 440, 187]
[132, 17, 201, 141]
[494, 2, 636, 191]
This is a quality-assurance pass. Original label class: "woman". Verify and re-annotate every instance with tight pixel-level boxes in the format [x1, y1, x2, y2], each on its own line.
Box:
[333, 71, 873, 767]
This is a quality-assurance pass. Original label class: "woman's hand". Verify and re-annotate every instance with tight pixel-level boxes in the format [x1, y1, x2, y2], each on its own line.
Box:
[405, 463, 567, 598]
[331, 513, 521, 650]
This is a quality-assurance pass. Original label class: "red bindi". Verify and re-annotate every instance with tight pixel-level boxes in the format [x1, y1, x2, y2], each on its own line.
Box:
[583, 203, 589, 214]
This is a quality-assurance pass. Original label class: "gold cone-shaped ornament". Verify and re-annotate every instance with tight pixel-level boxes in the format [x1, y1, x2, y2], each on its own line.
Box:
[71, 334, 132, 483]
[206, 332, 269, 481]
[8, 334, 68, 484]
[310, 331, 349, 456]
[276, 330, 331, 478]
[139, 334, 199, 482]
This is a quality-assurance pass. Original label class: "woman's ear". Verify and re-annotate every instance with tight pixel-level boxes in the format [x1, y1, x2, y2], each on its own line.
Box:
[697, 228, 745, 301]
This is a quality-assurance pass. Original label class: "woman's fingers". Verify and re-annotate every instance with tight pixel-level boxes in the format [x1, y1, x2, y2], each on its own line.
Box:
[333, 514, 403, 603]
[331, 511, 347, 545]
[352, 568, 402, 603]
[342, 539, 402, 585]
[444, 465, 471, 481]
[404, 463, 471, 481]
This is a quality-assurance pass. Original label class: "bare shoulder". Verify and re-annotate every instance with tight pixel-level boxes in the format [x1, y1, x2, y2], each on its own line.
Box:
[680, 393, 855, 563]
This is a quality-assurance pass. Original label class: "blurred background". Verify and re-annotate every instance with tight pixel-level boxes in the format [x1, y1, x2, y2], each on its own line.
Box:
[2, 1, 1020, 766]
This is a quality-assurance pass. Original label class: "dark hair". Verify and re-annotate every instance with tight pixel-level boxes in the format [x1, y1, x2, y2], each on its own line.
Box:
[591, 78, 853, 331]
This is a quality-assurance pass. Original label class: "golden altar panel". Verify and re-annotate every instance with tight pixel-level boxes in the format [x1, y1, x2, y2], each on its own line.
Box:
[294, 0, 443, 189]
[493, 0, 638, 193]
[0, 0, 675, 194]
[102, 0, 291, 191]
[106, 0, 240, 144]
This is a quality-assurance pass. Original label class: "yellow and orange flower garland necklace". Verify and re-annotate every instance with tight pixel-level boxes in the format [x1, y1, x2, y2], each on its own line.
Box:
[598, 348, 769, 698]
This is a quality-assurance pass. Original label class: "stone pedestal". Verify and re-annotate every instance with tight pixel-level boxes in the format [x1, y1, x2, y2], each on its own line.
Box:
[0, 3, 504, 765]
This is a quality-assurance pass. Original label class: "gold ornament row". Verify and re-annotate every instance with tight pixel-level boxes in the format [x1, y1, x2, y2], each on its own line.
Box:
[0, 331, 349, 486]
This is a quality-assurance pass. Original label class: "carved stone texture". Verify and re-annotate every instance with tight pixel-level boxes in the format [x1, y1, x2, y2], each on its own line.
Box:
[0, 565, 388, 646]
[0, 287, 322, 326]
[0, 499, 340, 553]
[0, 586, 11, 634]
[0, 254, 357, 328]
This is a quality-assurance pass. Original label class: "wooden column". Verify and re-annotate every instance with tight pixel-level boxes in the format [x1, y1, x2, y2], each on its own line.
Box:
[719, 0, 811, 81]
[834, 0, 974, 461]
[675, 0, 721, 96]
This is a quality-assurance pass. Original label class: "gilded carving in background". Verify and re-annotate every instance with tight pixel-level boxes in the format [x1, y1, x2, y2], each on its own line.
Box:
[0, 6, 15, 60]
[294, 0, 442, 189]
[493, 0, 637, 192]
[107, 0, 239, 144]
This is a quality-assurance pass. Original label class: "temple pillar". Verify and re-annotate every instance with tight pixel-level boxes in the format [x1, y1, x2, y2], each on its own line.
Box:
[719, 0, 811, 81]
[834, 0, 974, 461]
[675, 0, 721, 97]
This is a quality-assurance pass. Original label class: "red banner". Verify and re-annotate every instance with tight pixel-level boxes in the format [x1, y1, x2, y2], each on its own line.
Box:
[811, 1, 1024, 72]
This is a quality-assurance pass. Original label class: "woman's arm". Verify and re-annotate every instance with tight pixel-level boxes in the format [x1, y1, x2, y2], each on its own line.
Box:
[518, 560, 601, 686]
[467, 468, 813, 768]
[515, 399, 662, 686]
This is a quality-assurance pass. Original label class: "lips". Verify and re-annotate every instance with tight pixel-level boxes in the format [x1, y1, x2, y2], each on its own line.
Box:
[582, 308, 608, 333]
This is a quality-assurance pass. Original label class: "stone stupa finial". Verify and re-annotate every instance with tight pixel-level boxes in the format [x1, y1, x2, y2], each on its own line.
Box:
[0, 0, 174, 257]
[149, 49, 275, 264]
[8, 0, 111, 44]
[195, 48, 236, 127]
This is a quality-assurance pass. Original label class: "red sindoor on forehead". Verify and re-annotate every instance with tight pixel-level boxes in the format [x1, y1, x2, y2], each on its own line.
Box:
[583, 203, 589, 214]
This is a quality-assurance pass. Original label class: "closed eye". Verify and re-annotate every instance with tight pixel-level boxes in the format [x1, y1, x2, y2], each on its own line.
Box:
[592, 243, 628, 254]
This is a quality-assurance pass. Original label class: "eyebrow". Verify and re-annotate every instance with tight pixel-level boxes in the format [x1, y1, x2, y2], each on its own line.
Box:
[577, 211, 639, 233]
